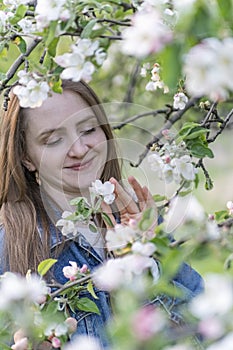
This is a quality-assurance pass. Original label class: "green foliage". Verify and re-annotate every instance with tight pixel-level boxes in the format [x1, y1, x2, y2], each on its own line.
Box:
[38, 258, 57, 276]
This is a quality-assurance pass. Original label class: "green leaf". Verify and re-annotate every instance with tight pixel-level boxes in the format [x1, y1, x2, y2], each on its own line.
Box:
[17, 37, 27, 54]
[51, 79, 63, 93]
[38, 258, 57, 276]
[138, 207, 155, 231]
[89, 223, 97, 233]
[48, 37, 60, 57]
[81, 19, 98, 39]
[102, 212, 114, 227]
[214, 210, 229, 222]
[9, 4, 28, 24]
[75, 297, 100, 314]
[153, 194, 167, 202]
[87, 280, 98, 299]
[187, 141, 214, 158]
[184, 126, 208, 140]
[45, 21, 58, 47]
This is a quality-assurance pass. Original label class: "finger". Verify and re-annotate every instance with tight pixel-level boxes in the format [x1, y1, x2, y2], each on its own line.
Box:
[128, 176, 148, 208]
[110, 177, 139, 214]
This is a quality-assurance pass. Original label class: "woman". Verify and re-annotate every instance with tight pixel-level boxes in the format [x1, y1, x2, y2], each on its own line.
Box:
[0, 80, 203, 349]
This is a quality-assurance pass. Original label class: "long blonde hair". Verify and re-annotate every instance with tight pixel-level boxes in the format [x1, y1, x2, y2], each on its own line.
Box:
[0, 80, 121, 274]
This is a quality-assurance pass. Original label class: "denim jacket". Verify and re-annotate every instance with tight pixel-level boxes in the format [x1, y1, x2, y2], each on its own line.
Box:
[0, 217, 204, 349]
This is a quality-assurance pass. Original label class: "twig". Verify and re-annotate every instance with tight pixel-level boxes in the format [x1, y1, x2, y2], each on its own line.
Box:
[113, 108, 169, 130]
[97, 18, 131, 26]
[50, 275, 92, 299]
[123, 60, 141, 103]
[200, 102, 217, 126]
[207, 106, 233, 143]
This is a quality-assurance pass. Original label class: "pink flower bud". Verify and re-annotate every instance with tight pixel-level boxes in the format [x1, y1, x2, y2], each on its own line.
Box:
[65, 317, 78, 334]
[11, 337, 28, 350]
[51, 337, 61, 348]
[80, 264, 88, 274]
[208, 213, 215, 221]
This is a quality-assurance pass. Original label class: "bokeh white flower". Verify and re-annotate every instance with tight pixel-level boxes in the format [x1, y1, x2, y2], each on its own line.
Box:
[64, 335, 102, 350]
[184, 37, 233, 101]
[122, 8, 172, 58]
[189, 273, 233, 319]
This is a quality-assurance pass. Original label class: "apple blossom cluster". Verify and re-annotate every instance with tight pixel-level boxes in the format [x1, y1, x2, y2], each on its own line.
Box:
[0, 9, 14, 34]
[54, 39, 106, 83]
[0, 272, 49, 309]
[93, 245, 160, 292]
[121, 6, 173, 58]
[35, 0, 72, 31]
[148, 139, 197, 184]
[13, 70, 50, 108]
[43, 318, 77, 349]
[142, 63, 169, 94]
[64, 335, 102, 350]
[184, 37, 233, 101]
[63, 261, 89, 282]
[56, 180, 115, 237]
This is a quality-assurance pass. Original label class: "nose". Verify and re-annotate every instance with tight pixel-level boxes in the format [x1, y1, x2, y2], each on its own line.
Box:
[67, 136, 89, 158]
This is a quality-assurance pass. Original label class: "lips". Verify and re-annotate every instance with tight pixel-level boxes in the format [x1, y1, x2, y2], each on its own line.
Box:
[64, 158, 93, 171]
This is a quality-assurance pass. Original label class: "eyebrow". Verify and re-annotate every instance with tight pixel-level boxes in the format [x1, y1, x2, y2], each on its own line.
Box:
[37, 115, 97, 140]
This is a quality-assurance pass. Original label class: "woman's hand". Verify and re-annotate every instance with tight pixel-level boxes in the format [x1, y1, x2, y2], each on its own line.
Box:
[101, 176, 157, 230]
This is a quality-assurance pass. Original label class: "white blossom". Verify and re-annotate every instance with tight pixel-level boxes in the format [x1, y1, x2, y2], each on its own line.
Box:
[171, 155, 196, 181]
[206, 332, 233, 350]
[18, 18, 36, 34]
[3, 0, 30, 7]
[44, 322, 68, 337]
[0, 272, 48, 309]
[189, 274, 233, 319]
[64, 335, 102, 350]
[226, 200, 233, 215]
[56, 211, 78, 237]
[121, 9, 172, 58]
[55, 39, 103, 83]
[35, 0, 69, 23]
[93, 255, 156, 291]
[147, 153, 163, 174]
[0, 10, 13, 33]
[131, 241, 156, 256]
[63, 261, 79, 281]
[91, 179, 115, 204]
[106, 224, 137, 251]
[173, 92, 188, 110]
[184, 37, 233, 101]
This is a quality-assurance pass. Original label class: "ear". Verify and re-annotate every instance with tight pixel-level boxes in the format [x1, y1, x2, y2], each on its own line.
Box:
[22, 157, 37, 172]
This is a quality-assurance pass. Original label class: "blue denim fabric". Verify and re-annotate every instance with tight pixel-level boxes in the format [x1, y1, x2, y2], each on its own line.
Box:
[0, 218, 204, 349]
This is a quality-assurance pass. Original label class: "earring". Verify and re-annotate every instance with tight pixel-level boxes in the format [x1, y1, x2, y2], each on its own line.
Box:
[35, 171, 41, 186]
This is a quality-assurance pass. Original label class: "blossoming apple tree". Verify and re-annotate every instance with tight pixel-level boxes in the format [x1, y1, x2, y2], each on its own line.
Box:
[0, 0, 233, 349]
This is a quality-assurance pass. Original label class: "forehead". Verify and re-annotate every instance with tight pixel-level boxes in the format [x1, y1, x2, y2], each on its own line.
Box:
[24, 89, 95, 131]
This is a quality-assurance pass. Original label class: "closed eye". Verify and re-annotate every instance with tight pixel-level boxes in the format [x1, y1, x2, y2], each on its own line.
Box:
[45, 137, 63, 146]
[82, 127, 96, 135]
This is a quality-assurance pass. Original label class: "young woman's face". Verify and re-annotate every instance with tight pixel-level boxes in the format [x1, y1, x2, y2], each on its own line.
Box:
[24, 90, 108, 197]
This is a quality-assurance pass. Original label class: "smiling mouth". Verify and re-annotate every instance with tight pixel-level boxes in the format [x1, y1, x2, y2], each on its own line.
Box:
[64, 159, 93, 171]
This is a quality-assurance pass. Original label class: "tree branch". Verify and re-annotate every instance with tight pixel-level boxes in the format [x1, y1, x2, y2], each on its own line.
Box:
[0, 38, 41, 93]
